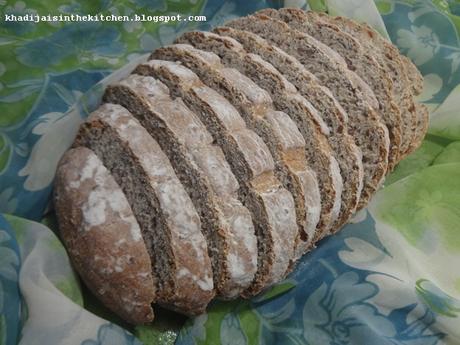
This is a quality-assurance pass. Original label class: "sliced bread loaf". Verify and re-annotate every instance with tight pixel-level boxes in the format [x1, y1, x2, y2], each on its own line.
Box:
[175, 32, 347, 240]
[104, 74, 297, 297]
[54, 147, 156, 324]
[213, 26, 364, 230]
[264, 8, 403, 169]
[74, 103, 214, 315]
[148, 45, 326, 254]
[225, 14, 389, 207]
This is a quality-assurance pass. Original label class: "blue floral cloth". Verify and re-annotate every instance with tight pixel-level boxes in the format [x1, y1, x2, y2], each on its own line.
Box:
[1, 0, 460, 344]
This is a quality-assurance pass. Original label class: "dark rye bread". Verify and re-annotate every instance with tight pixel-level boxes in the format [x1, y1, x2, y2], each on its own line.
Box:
[102, 77, 258, 300]
[214, 26, 364, 230]
[175, 32, 345, 240]
[226, 15, 389, 207]
[316, 12, 426, 156]
[135, 59, 320, 257]
[54, 147, 155, 324]
[263, 8, 403, 169]
[74, 103, 214, 315]
[104, 74, 297, 297]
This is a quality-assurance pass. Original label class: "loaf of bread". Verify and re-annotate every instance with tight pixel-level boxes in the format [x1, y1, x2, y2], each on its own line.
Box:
[53, 9, 429, 324]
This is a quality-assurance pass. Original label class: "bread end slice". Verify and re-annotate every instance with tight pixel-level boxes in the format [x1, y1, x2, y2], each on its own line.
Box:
[54, 146, 155, 324]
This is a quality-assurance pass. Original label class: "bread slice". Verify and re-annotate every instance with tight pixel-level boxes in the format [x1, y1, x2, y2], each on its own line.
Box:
[135, 59, 320, 259]
[54, 147, 155, 324]
[74, 103, 214, 315]
[263, 8, 402, 169]
[174, 32, 347, 241]
[414, 102, 430, 148]
[104, 74, 297, 297]
[213, 26, 364, 230]
[317, 13, 425, 157]
[225, 14, 389, 208]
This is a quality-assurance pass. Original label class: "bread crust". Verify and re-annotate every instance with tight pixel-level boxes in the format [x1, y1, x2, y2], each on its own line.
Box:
[54, 147, 155, 324]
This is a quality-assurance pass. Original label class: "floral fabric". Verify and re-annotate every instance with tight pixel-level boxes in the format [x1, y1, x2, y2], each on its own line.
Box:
[1, 0, 460, 344]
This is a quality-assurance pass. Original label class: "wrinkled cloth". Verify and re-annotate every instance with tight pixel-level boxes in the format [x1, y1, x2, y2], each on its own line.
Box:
[1, 0, 460, 344]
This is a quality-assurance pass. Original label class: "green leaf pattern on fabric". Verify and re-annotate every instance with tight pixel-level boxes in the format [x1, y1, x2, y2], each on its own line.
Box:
[433, 141, 460, 165]
[416, 279, 460, 318]
[374, 164, 460, 252]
